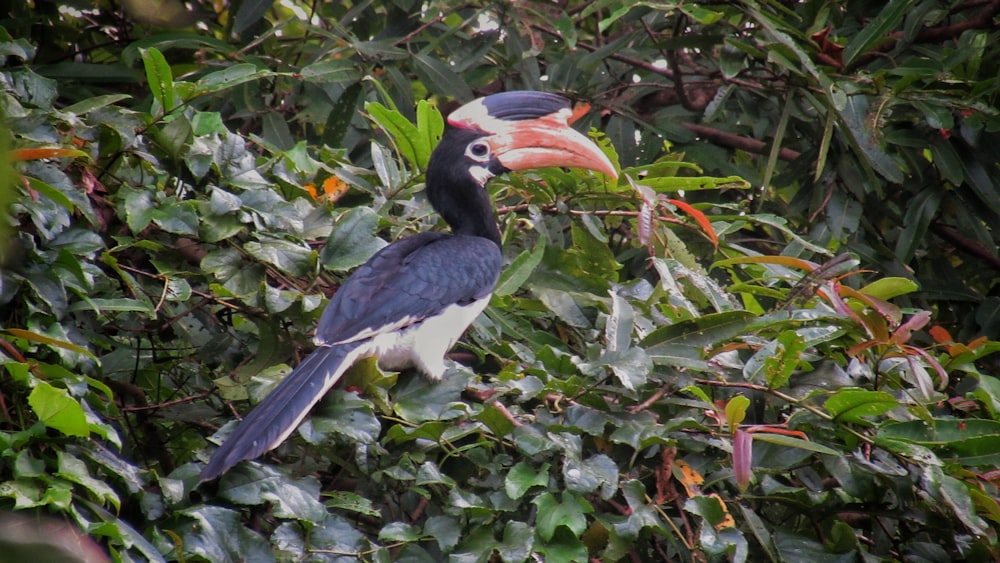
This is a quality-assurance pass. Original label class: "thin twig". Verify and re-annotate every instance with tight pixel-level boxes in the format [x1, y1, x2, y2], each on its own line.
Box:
[628, 383, 672, 414]
[490, 400, 523, 427]
[120, 391, 212, 412]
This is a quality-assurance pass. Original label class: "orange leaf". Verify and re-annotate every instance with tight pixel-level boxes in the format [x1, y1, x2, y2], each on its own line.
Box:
[968, 335, 988, 350]
[667, 198, 717, 247]
[928, 325, 953, 344]
[674, 459, 704, 498]
[321, 176, 350, 203]
[707, 493, 737, 529]
[717, 254, 819, 271]
[568, 102, 591, 125]
[11, 147, 89, 161]
[746, 425, 809, 441]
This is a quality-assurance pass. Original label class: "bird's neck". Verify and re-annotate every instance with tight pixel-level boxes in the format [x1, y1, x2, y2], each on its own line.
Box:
[429, 178, 502, 246]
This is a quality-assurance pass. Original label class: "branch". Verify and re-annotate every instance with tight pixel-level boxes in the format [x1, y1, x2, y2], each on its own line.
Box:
[930, 222, 1000, 271]
[681, 122, 802, 161]
[851, 0, 1000, 69]
[912, 0, 1000, 43]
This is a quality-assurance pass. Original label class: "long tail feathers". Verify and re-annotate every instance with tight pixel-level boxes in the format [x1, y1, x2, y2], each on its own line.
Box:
[200, 343, 364, 481]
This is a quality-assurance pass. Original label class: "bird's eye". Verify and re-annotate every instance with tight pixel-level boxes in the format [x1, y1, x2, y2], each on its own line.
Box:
[466, 141, 490, 161]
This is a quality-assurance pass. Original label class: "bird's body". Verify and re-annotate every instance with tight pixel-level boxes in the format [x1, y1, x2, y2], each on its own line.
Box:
[200, 91, 616, 481]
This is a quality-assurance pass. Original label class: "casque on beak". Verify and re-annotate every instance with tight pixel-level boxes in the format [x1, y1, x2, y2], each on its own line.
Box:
[448, 92, 618, 180]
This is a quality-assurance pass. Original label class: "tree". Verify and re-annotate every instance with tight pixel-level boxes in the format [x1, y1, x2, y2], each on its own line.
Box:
[1, 1, 998, 561]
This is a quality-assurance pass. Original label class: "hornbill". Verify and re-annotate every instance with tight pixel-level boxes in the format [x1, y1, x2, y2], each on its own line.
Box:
[200, 91, 617, 481]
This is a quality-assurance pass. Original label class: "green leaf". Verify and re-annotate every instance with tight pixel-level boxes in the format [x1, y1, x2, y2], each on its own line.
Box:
[24, 176, 75, 213]
[191, 64, 271, 98]
[842, 0, 909, 66]
[606, 286, 635, 353]
[244, 237, 315, 277]
[323, 491, 381, 517]
[895, 187, 941, 263]
[858, 277, 919, 301]
[121, 187, 156, 233]
[412, 53, 473, 102]
[139, 47, 175, 113]
[415, 98, 444, 170]
[179, 506, 273, 561]
[304, 390, 382, 445]
[970, 374, 1000, 419]
[300, 59, 361, 84]
[218, 464, 327, 522]
[743, 330, 806, 388]
[424, 515, 461, 552]
[2, 328, 97, 360]
[57, 452, 120, 511]
[927, 466, 989, 535]
[370, 141, 402, 189]
[28, 382, 88, 437]
[725, 395, 750, 430]
[532, 492, 593, 542]
[498, 521, 534, 563]
[495, 237, 546, 297]
[838, 95, 904, 184]
[320, 207, 388, 272]
[684, 495, 730, 529]
[824, 389, 898, 424]
[563, 453, 618, 499]
[749, 433, 840, 456]
[323, 82, 363, 147]
[366, 101, 422, 170]
[67, 297, 155, 315]
[392, 367, 470, 423]
[152, 199, 199, 235]
[232, 0, 273, 34]
[586, 347, 651, 391]
[878, 419, 1000, 465]
[505, 461, 550, 500]
[379, 521, 422, 542]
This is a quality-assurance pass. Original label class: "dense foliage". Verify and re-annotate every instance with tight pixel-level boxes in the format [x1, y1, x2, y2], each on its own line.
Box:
[1, 0, 999, 561]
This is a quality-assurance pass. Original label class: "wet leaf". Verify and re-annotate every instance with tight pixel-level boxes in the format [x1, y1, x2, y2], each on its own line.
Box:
[28, 382, 88, 437]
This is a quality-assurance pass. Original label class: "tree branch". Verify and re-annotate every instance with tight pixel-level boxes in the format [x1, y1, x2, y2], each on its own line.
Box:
[681, 122, 802, 161]
[851, 0, 1000, 69]
[930, 222, 1000, 271]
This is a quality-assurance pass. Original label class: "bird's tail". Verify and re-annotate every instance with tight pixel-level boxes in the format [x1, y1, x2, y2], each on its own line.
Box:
[199, 342, 365, 481]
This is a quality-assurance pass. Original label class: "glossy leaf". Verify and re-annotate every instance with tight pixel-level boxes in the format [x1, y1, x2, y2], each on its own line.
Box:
[28, 382, 88, 437]
[139, 47, 174, 113]
[320, 206, 388, 272]
[824, 388, 898, 424]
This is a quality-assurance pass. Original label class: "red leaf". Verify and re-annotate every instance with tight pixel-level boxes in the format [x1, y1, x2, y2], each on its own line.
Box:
[667, 198, 717, 247]
[927, 325, 953, 344]
[11, 147, 89, 161]
[732, 429, 753, 491]
[891, 311, 931, 345]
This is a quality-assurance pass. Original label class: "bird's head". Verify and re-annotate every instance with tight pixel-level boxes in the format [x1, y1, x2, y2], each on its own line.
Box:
[437, 90, 618, 185]
[425, 91, 617, 243]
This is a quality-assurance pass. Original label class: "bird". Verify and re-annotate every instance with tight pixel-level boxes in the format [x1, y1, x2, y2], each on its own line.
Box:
[199, 91, 618, 481]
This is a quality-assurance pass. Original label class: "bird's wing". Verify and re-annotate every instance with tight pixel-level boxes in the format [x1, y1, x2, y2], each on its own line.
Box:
[315, 231, 503, 345]
[199, 343, 365, 481]
[200, 232, 502, 481]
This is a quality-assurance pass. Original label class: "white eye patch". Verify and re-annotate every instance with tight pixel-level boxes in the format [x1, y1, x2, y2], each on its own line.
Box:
[465, 141, 491, 162]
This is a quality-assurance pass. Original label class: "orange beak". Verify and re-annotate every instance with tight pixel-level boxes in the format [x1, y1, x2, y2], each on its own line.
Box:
[488, 119, 618, 179]
[449, 93, 618, 179]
